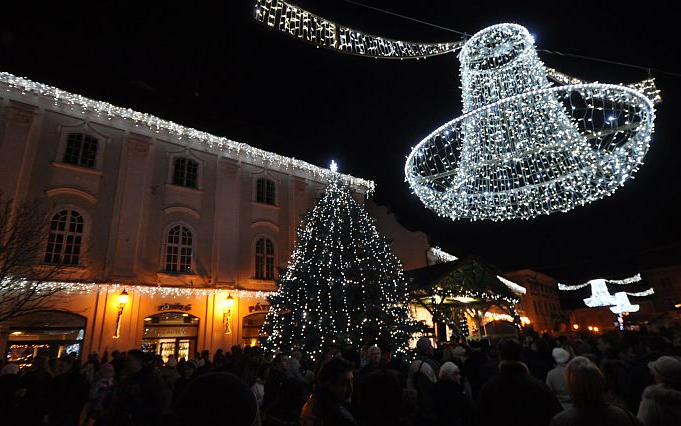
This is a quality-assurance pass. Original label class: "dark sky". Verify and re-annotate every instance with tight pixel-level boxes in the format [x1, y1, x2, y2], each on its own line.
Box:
[1, 1, 679, 282]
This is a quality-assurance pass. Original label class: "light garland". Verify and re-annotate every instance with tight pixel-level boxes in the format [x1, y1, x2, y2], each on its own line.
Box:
[2, 280, 277, 299]
[557, 273, 653, 313]
[428, 246, 459, 263]
[0, 72, 374, 194]
[405, 23, 656, 221]
[254, 0, 463, 59]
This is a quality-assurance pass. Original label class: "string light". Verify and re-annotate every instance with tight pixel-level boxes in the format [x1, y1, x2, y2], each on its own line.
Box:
[0, 72, 374, 194]
[2, 280, 277, 299]
[557, 273, 653, 312]
[254, 0, 463, 59]
[405, 23, 656, 221]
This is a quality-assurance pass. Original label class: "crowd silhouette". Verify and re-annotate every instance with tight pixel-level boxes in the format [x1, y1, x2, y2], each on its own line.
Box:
[1, 326, 681, 426]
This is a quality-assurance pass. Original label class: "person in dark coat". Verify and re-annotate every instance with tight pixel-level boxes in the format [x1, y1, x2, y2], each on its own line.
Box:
[263, 377, 309, 426]
[0, 363, 22, 423]
[477, 338, 563, 426]
[300, 357, 358, 426]
[432, 361, 473, 426]
[19, 355, 54, 425]
[170, 372, 259, 426]
[550, 356, 640, 426]
[100, 349, 170, 426]
[48, 356, 90, 426]
[262, 353, 292, 411]
[355, 368, 404, 426]
[637, 355, 681, 426]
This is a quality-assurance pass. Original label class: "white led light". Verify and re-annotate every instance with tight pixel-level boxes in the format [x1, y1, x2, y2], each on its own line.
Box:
[405, 23, 656, 221]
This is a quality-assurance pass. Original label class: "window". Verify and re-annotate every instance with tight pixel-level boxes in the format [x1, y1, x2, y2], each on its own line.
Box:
[165, 225, 193, 273]
[256, 178, 276, 205]
[173, 158, 199, 189]
[255, 237, 275, 280]
[63, 133, 98, 168]
[44, 210, 83, 265]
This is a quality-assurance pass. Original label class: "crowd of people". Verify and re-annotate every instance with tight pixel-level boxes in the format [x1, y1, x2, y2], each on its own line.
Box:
[1, 325, 681, 426]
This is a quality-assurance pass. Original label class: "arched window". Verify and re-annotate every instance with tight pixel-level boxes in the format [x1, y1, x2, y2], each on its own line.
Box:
[255, 237, 275, 280]
[165, 225, 193, 273]
[44, 210, 84, 265]
[173, 158, 199, 189]
[256, 178, 276, 205]
[63, 133, 99, 168]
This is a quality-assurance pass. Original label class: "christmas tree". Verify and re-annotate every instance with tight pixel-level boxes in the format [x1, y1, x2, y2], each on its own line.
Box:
[263, 167, 415, 359]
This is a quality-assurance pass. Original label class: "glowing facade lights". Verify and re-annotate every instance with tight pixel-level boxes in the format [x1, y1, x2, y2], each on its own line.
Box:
[404, 23, 656, 221]
[0, 72, 374, 194]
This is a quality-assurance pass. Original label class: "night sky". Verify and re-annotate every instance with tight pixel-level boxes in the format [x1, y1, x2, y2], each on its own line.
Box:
[1, 1, 679, 282]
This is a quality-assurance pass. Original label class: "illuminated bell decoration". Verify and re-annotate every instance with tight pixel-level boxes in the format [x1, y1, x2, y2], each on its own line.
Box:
[609, 292, 640, 314]
[405, 23, 656, 221]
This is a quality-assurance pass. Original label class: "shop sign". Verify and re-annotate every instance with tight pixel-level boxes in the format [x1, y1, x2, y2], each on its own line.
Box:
[158, 303, 192, 311]
[248, 302, 270, 313]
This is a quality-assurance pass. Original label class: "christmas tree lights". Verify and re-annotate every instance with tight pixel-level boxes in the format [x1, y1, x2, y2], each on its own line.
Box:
[262, 167, 416, 359]
[405, 23, 656, 221]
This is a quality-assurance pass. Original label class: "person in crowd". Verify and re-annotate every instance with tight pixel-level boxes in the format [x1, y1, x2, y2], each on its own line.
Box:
[172, 359, 197, 405]
[100, 349, 170, 426]
[551, 356, 640, 426]
[600, 341, 633, 407]
[48, 356, 90, 426]
[477, 338, 562, 426]
[300, 357, 357, 426]
[0, 362, 22, 422]
[463, 339, 488, 398]
[81, 352, 100, 384]
[355, 368, 403, 426]
[637, 355, 681, 426]
[252, 361, 272, 408]
[432, 361, 473, 426]
[170, 372, 260, 426]
[159, 355, 180, 390]
[263, 376, 310, 426]
[547, 347, 573, 410]
[357, 345, 381, 378]
[87, 362, 115, 422]
[409, 336, 440, 423]
[109, 351, 126, 380]
[292, 350, 315, 385]
[359, 345, 371, 368]
[627, 335, 667, 412]
[19, 355, 54, 424]
[263, 353, 293, 411]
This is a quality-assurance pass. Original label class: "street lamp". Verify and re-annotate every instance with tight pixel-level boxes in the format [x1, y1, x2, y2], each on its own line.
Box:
[223, 294, 234, 335]
[113, 289, 129, 339]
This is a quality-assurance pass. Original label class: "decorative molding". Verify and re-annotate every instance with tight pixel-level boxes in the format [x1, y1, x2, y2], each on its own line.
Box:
[46, 187, 98, 204]
[127, 134, 152, 155]
[51, 161, 104, 177]
[220, 158, 239, 177]
[250, 220, 280, 231]
[250, 201, 280, 211]
[164, 183, 204, 196]
[164, 206, 201, 220]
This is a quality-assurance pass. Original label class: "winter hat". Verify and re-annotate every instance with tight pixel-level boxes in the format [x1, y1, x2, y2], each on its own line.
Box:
[648, 356, 681, 385]
[439, 361, 461, 380]
[552, 347, 570, 364]
[172, 372, 257, 426]
[1, 363, 19, 375]
[416, 337, 432, 353]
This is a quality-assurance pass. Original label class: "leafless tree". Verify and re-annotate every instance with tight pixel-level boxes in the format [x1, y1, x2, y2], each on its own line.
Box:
[0, 195, 77, 324]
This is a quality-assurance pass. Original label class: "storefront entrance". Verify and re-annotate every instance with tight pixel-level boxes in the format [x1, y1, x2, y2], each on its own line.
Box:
[242, 313, 266, 347]
[141, 312, 198, 362]
[5, 310, 87, 368]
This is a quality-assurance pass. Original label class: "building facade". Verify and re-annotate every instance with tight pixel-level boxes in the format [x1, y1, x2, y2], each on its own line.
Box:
[503, 269, 562, 333]
[0, 72, 373, 363]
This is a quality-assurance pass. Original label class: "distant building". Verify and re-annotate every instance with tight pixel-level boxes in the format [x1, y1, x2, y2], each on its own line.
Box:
[502, 269, 562, 333]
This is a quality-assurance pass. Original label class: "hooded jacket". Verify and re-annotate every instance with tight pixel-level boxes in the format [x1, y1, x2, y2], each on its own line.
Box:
[637, 383, 681, 426]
